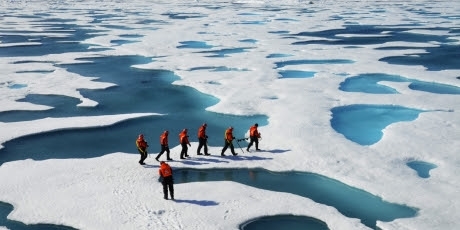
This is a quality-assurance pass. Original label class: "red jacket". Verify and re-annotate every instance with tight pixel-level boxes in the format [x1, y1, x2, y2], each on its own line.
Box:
[136, 135, 148, 150]
[249, 125, 261, 138]
[159, 162, 172, 177]
[225, 127, 234, 142]
[198, 124, 207, 139]
[179, 129, 190, 145]
[160, 131, 168, 146]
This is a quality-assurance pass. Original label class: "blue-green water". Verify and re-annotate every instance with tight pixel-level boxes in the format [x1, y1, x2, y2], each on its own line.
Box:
[330, 105, 424, 145]
[407, 161, 437, 178]
[174, 168, 418, 229]
[240, 215, 329, 230]
[340, 73, 460, 94]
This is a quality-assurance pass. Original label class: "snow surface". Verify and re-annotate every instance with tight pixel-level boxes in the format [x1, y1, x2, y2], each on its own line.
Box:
[0, 0, 459, 229]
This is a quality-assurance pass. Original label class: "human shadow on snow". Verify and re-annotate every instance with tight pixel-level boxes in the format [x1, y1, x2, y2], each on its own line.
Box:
[173, 155, 273, 166]
[260, 149, 290, 154]
[142, 164, 158, 169]
[172, 199, 218, 206]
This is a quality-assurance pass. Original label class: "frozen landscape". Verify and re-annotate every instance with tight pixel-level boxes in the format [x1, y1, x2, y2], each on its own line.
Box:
[0, 0, 459, 229]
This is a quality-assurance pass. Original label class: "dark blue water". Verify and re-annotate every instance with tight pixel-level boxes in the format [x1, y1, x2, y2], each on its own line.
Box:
[175, 168, 417, 229]
[409, 79, 460, 94]
[240, 215, 329, 230]
[110, 39, 138, 46]
[0, 19, 109, 57]
[162, 12, 206, 20]
[239, 39, 258, 44]
[189, 66, 250, 72]
[379, 44, 460, 71]
[290, 24, 460, 71]
[266, 53, 293, 58]
[268, 30, 290, 34]
[197, 47, 253, 57]
[407, 161, 437, 178]
[177, 41, 213, 49]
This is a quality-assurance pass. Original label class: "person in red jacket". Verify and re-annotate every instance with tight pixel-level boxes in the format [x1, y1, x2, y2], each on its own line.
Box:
[197, 123, 209, 155]
[179, 128, 191, 159]
[221, 126, 237, 156]
[135, 134, 149, 165]
[247, 123, 261, 151]
[156, 130, 172, 161]
[159, 161, 174, 200]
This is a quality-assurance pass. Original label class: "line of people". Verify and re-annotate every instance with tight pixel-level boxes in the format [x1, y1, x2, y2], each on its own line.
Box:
[135, 123, 261, 164]
[135, 123, 262, 200]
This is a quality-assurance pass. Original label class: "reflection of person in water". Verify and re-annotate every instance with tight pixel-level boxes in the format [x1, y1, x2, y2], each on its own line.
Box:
[181, 170, 189, 182]
[249, 170, 257, 181]
[224, 171, 233, 181]
[199, 171, 207, 181]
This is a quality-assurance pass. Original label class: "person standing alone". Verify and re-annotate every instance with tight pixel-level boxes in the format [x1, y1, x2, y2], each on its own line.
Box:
[179, 129, 191, 159]
[247, 123, 261, 151]
[135, 134, 149, 165]
[221, 126, 237, 156]
[197, 123, 209, 155]
[156, 130, 172, 161]
[159, 161, 174, 200]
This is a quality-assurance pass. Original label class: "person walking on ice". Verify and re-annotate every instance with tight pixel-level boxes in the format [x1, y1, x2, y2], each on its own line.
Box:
[197, 123, 209, 155]
[247, 123, 261, 152]
[156, 130, 172, 161]
[135, 134, 149, 165]
[221, 126, 237, 156]
[159, 161, 174, 200]
[179, 128, 191, 159]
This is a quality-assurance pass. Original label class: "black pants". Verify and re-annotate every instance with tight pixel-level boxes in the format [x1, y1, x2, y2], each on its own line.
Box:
[221, 140, 236, 155]
[247, 136, 259, 150]
[180, 143, 188, 158]
[138, 148, 148, 163]
[162, 176, 174, 199]
[197, 138, 208, 154]
[157, 145, 170, 160]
